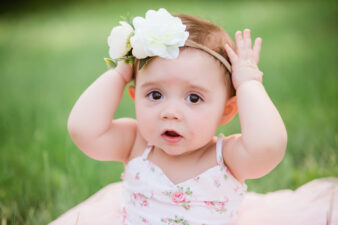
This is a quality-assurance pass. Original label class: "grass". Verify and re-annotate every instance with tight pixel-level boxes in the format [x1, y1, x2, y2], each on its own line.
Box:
[0, 0, 337, 224]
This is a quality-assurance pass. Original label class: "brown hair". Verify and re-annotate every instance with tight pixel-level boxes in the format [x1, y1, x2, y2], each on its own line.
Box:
[132, 13, 236, 98]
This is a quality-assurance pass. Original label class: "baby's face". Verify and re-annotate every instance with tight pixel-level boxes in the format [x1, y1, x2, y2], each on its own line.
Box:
[134, 48, 228, 155]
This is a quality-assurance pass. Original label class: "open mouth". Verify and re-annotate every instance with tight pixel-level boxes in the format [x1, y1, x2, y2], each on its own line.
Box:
[161, 130, 182, 143]
[163, 130, 181, 137]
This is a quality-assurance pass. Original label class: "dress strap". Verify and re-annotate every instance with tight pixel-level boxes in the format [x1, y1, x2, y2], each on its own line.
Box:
[216, 133, 224, 163]
[141, 143, 153, 159]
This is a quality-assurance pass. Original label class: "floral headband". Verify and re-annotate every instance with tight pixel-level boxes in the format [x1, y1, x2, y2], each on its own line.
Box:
[104, 8, 232, 73]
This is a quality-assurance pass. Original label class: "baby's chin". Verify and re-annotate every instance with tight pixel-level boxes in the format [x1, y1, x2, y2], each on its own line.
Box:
[162, 148, 189, 156]
[157, 144, 203, 158]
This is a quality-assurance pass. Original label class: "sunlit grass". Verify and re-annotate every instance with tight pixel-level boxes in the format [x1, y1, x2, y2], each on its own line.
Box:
[0, 0, 337, 224]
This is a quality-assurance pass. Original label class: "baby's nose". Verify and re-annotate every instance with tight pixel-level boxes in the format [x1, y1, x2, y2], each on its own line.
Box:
[160, 110, 181, 121]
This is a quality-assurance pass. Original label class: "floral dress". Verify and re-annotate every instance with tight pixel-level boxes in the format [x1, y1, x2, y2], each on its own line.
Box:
[120, 134, 247, 225]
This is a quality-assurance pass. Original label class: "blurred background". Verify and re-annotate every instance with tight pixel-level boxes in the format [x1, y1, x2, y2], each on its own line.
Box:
[0, 0, 337, 224]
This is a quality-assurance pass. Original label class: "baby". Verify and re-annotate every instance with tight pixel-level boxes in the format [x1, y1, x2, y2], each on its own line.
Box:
[66, 8, 287, 224]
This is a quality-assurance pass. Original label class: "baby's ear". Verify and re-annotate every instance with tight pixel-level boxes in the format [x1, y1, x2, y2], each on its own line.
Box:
[219, 96, 238, 125]
[128, 85, 135, 101]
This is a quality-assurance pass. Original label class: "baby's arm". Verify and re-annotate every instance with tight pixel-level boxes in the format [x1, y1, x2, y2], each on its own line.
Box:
[223, 29, 288, 182]
[67, 61, 136, 163]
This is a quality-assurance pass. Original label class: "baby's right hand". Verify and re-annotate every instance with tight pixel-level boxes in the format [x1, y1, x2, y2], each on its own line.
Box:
[114, 60, 134, 84]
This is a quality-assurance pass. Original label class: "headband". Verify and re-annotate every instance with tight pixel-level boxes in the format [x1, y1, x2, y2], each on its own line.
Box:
[184, 40, 232, 73]
[104, 8, 232, 74]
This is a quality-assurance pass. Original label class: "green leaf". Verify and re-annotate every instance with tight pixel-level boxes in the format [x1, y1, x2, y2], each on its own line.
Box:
[119, 13, 134, 29]
[124, 56, 135, 66]
[138, 57, 152, 70]
[105, 56, 136, 69]
[104, 58, 118, 69]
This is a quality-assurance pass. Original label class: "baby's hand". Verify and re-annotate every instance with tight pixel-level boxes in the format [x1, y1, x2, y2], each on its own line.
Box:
[114, 60, 134, 84]
[225, 29, 263, 90]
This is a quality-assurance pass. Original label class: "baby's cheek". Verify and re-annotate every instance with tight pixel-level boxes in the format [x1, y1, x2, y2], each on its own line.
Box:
[136, 107, 158, 142]
[189, 112, 217, 139]
[137, 112, 154, 131]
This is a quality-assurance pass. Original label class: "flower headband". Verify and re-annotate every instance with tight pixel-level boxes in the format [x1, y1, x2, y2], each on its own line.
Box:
[104, 8, 232, 73]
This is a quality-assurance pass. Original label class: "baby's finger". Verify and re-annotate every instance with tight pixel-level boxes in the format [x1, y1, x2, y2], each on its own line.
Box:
[224, 44, 238, 64]
[252, 38, 262, 64]
[235, 31, 244, 56]
[243, 29, 252, 49]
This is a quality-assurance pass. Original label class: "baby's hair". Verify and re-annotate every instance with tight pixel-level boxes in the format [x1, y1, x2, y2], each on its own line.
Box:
[132, 13, 237, 98]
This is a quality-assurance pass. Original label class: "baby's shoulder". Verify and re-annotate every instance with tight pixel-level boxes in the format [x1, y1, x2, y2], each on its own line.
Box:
[124, 129, 148, 166]
[220, 133, 247, 183]
[221, 133, 242, 149]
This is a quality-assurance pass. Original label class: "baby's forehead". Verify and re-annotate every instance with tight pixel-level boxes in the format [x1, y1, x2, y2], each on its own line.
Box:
[180, 47, 222, 64]
[139, 47, 224, 77]
[136, 50, 227, 88]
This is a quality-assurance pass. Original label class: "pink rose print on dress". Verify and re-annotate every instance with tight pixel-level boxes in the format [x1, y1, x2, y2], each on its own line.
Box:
[183, 204, 191, 210]
[140, 216, 151, 224]
[217, 155, 228, 175]
[193, 176, 200, 182]
[204, 198, 229, 214]
[121, 206, 127, 223]
[135, 172, 140, 180]
[217, 155, 224, 166]
[163, 186, 192, 210]
[161, 215, 189, 225]
[214, 201, 225, 210]
[217, 155, 232, 181]
[171, 191, 186, 203]
[214, 179, 221, 188]
[204, 201, 213, 207]
[132, 192, 149, 207]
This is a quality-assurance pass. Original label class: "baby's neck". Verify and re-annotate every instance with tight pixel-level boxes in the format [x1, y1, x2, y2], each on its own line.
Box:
[146, 137, 218, 185]
[151, 138, 216, 163]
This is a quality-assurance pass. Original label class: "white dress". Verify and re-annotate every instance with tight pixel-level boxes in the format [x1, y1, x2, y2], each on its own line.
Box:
[119, 134, 247, 224]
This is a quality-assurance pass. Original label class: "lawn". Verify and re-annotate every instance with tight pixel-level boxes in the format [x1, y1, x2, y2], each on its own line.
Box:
[0, 0, 337, 224]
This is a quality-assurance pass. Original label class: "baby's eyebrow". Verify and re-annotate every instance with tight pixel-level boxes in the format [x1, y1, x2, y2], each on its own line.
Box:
[140, 81, 210, 94]
[186, 84, 210, 94]
[140, 81, 160, 89]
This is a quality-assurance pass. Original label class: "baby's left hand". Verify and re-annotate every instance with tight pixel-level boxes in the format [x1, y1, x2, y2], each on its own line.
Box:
[225, 29, 263, 90]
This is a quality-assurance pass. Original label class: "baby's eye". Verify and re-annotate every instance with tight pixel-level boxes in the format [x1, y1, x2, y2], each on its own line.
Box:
[147, 91, 162, 100]
[186, 93, 203, 104]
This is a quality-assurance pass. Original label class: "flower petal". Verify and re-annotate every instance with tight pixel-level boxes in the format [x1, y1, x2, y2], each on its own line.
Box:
[107, 21, 134, 59]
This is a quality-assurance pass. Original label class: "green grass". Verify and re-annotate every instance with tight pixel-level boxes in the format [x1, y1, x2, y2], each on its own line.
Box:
[0, 0, 337, 224]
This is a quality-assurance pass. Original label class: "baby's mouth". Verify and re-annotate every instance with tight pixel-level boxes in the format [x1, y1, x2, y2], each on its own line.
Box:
[161, 130, 183, 144]
[162, 130, 181, 137]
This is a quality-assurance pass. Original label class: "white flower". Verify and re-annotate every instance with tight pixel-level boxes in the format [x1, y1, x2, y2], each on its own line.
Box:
[105, 8, 189, 70]
[130, 8, 189, 59]
[107, 21, 134, 59]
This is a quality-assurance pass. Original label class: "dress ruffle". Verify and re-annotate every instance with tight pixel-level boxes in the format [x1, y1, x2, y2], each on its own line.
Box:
[49, 177, 338, 225]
